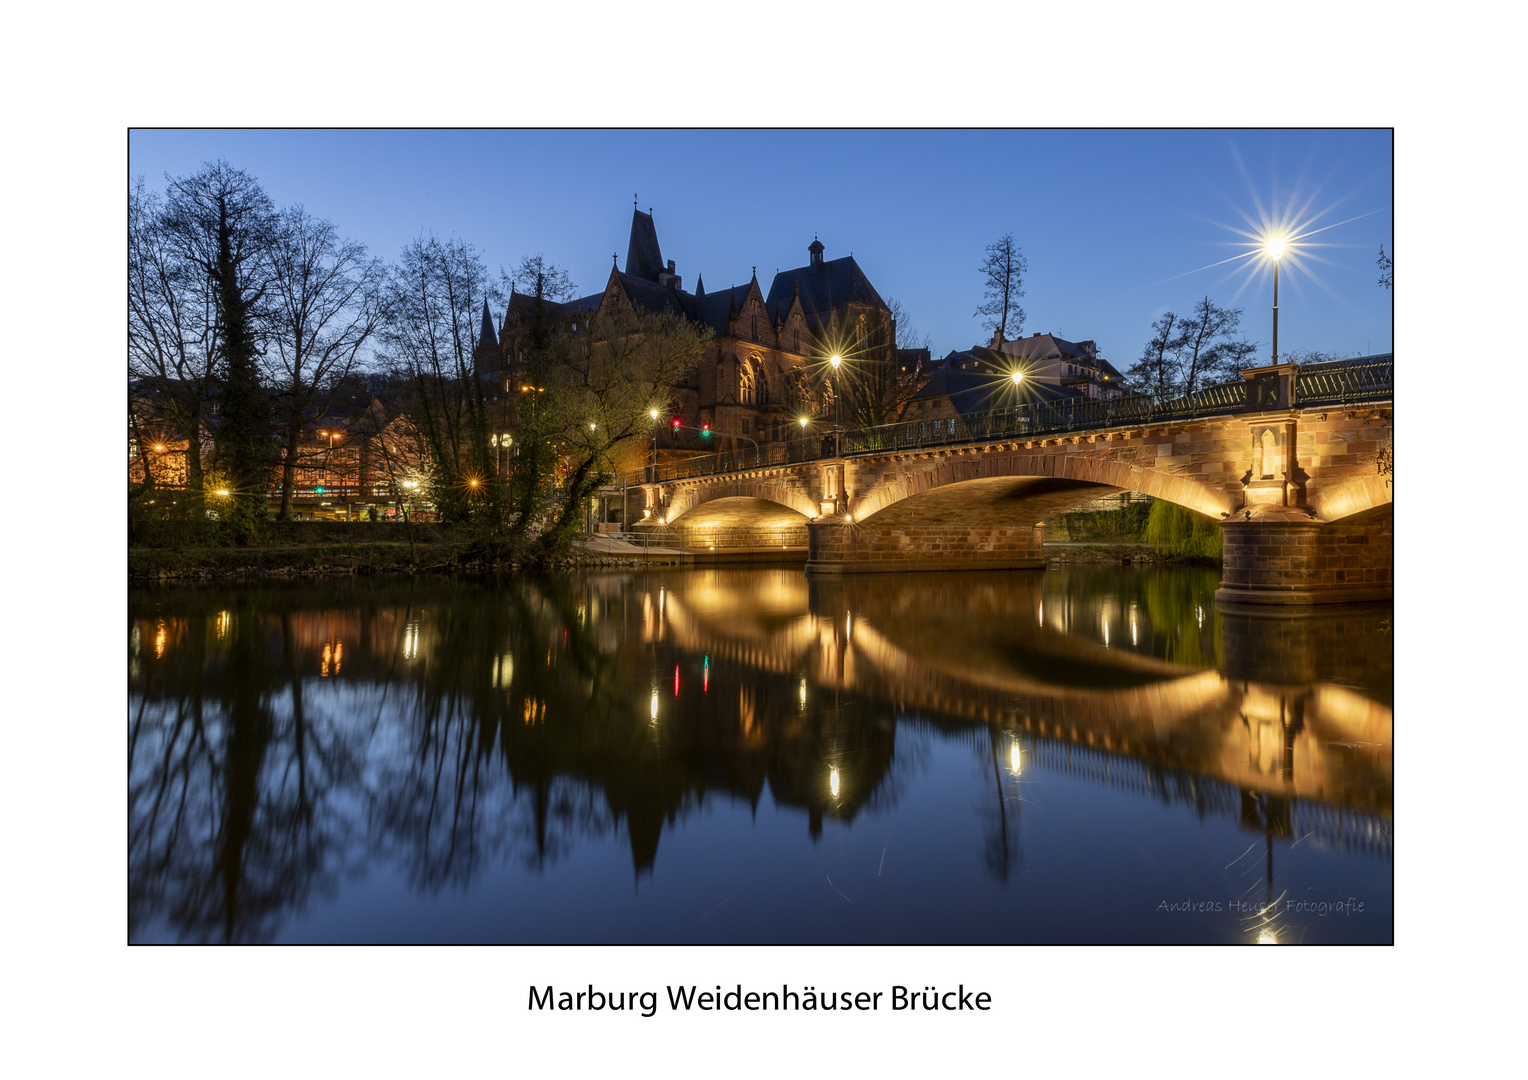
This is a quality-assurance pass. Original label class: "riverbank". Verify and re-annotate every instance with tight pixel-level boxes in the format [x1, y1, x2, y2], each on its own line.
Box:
[129, 536, 1215, 583]
[128, 535, 700, 583]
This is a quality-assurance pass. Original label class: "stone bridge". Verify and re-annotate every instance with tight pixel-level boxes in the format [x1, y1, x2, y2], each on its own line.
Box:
[631, 361, 1393, 606]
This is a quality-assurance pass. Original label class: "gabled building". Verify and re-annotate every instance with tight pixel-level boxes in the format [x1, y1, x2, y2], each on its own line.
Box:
[910, 347, 1088, 430]
[476, 209, 897, 452]
[989, 331, 1128, 399]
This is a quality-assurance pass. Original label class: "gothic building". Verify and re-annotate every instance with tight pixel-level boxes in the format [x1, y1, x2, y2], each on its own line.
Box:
[474, 208, 896, 449]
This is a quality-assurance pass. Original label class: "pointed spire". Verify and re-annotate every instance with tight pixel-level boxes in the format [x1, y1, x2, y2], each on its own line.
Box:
[625, 207, 664, 281]
[478, 298, 495, 350]
[695, 272, 705, 298]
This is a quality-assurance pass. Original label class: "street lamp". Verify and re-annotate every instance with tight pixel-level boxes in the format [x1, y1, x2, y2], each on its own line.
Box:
[829, 354, 842, 458]
[649, 408, 660, 475]
[1263, 236, 1287, 365]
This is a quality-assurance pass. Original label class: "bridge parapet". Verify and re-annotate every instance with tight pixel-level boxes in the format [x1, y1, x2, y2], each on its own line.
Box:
[634, 365, 1391, 604]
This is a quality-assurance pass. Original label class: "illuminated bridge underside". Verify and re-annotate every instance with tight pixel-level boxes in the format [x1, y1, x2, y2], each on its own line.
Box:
[643, 396, 1393, 603]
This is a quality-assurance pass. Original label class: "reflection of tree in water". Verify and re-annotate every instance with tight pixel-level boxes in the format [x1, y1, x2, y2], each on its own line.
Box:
[370, 575, 905, 884]
[128, 603, 367, 942]
[129, 569, 1390, 939]
[1122, 567, 1222, 668]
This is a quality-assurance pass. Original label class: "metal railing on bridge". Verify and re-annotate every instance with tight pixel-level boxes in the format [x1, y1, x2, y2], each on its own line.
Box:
[618, 360, 1392, 487]
[619, 381, 1249, 485]
[1292, 357, 1394, 407]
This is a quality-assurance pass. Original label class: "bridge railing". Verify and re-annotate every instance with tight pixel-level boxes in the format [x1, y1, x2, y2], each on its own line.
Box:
[1293, 358, 1394, 407]
[616, 365, 1392, 487]
[840, 381, 1249, 456]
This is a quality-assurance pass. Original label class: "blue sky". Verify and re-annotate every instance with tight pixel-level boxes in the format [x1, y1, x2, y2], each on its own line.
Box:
[129, 129, 1391, 371]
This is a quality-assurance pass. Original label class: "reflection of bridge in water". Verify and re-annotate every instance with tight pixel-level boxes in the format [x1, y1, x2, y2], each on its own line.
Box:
[633, 569, 1392, 853]
[129, 569, 1390, 941]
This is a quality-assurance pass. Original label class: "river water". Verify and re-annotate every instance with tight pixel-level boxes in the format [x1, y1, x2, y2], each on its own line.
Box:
[127, 565, 1392, 944]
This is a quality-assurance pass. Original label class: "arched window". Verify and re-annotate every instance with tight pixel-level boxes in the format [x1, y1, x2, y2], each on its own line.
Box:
[739, 359, 757, 406]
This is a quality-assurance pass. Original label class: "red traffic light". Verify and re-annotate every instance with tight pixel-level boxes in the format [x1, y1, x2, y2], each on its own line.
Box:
[670, 416, 682, 430]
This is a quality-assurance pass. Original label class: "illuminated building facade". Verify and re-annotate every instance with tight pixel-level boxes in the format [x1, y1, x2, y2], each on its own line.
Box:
[475, 209, 897, 450]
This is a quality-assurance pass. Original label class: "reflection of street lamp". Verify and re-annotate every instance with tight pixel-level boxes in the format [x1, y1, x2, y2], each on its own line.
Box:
[1263, 237, 1287, 365]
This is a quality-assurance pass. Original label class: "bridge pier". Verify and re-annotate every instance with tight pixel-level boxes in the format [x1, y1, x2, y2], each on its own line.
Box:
[806, 517, 1045, 575]
[1216, 507, 1392, 607]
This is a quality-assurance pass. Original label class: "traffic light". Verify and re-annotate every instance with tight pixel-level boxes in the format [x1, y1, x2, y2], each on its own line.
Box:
[700, 422, 711, 439]
[670, 416, 682, 432]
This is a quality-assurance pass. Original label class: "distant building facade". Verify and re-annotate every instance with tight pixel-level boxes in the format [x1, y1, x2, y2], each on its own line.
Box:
[988, 331, 1128, 399]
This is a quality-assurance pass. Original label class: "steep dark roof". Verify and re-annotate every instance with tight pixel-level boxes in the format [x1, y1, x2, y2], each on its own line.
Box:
[1003, 332, 1097, 361]
[612, 271, 687, 318]
[624, 209, 665, 282]
[693, 288, 735, 335]
[478, 298, 495, 350]
[764, 253, 887, 332]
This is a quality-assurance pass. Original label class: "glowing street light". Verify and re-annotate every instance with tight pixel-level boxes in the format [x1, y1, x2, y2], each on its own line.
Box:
[829, 354, 842, 458]
[1262, 235, 1288, 365]
[1010, 370, 1023, 386]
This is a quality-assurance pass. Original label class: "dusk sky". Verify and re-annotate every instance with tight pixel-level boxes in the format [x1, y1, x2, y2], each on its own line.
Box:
[128, 129, 1392, 371]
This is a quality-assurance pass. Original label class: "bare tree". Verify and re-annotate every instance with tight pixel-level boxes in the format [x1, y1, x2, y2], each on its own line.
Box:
[266, 206, 388, 520]
[1176, 296, 1258, 394]
[1126, 311, 1183, 404]
[509, 254, 577, 303]
[974, 233, 1027, 344]
[1377, 244, 1392, 290]
[129, 176, 220, 500]
[379, 235, 498, 523]
[160, 161, 279, 540]
[1125, 297, 1258, 401]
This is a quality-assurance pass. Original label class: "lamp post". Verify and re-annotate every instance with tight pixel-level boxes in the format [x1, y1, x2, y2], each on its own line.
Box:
[829, 354, 842, 458]
[649, 408, 659, 479]
[1264, 237, 1286, 365]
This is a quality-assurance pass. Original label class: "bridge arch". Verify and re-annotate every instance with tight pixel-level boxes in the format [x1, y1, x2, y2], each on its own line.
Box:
[664, 482, 817, 527]
[1310, 474, 1393, 523]
[850, 453, 1236, 527]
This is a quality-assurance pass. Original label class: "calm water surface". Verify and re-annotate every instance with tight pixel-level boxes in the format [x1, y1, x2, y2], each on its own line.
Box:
[128, 566, 1392, 944]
